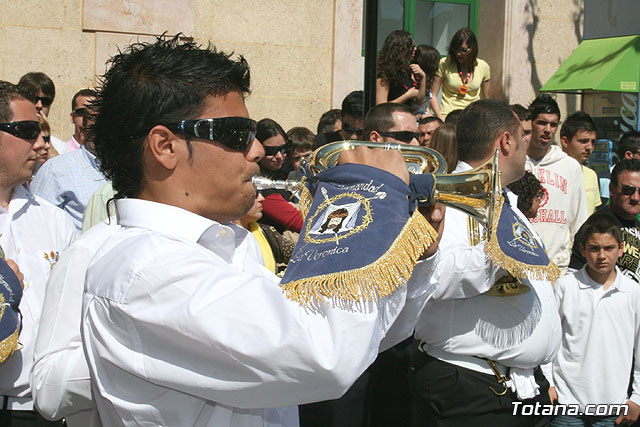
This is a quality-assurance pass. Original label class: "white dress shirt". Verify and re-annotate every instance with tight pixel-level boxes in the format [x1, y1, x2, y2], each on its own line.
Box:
[32, 220, 120, 426]
[0, 185, 76, 409]
[415, 161, 561, 379]
[82, 198, 435, 427]
[541, 266, 640, 410]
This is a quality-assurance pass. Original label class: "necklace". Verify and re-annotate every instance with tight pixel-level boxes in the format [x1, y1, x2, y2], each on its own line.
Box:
[459, 71, 471, 95]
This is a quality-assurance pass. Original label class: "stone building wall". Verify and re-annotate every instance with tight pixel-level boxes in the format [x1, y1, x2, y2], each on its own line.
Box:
[0, 0, 356, 140]
[0, 0, 585, 143]
[479, 0, 583, 128]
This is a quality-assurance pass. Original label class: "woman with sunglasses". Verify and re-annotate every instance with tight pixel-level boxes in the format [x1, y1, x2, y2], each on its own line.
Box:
[375, 30, 427, 110]
[256, 118, 304, 234]
[430, 27, 491, 121]
[32, 115, 59, 176]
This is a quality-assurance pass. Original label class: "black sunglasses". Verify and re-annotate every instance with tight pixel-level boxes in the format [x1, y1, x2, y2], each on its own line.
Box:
[73, 107, 88, 117]
[379, 131, 419, 143]
[163, 117, 257, 151]
[619, 185, 640, 197]
[263, 145, 287, 157]
[0, 120, 41, 140]
[35, 96, 53, 107]
[342, 122, 363, 137]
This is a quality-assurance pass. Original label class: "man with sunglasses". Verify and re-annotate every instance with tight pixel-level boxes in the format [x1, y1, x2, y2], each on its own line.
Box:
[570, 159, 640, 283]
[17, 72, 69, 156]
[364, 102, 421, 146]
[315, 90, 365, 147]
[0, 81, 76, 426]
[67, 89, 96, 152]
[30, 97, 108, 232]
[80, 36, 441, 427]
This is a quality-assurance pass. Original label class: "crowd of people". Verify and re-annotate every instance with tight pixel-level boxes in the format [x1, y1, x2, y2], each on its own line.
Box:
[0, 27, 640, 427]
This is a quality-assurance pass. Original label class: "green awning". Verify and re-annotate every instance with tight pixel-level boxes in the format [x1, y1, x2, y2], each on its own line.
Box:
[540, 35, 640, 93]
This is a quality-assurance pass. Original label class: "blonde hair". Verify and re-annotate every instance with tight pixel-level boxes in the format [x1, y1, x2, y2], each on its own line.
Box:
[37, 114, 51, 136]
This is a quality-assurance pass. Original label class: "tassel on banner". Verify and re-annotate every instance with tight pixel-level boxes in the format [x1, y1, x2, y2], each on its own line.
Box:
[281, 210, 437, 305]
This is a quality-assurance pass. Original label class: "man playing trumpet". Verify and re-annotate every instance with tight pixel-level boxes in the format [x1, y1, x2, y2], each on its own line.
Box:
[80, 36, 443, 427]
[410, 99, 561, 426]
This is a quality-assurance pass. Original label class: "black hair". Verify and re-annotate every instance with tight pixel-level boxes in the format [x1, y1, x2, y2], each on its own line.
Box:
[17, 72, 55, 99]
[510, 104, 531, 121]
[447, 27, 478, 66]
[363, 102, 414, 140]
[507, 171, 542, 216]
[560, 111, 596, 140]
[418, 116, 443, 126]
[71, 88, 97, 111]
[617, 130, 640, 159]
[611, 158, 640, 187]
[412, 44, 440, 93]
[529, 94, 560, 121]
[444, 109, 463, 124]
[580, 214, 622, 247]
[257, 118, 287, 146]
[286, 127, 315, 154]
[457, 99, 520, 163]
[341, 90, 364, 120]
[0, 80, 35, 122]
[89, 35, 251, 199]
[317, 108, 341, 134]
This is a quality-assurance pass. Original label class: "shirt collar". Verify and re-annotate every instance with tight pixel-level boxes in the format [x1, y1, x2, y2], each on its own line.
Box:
[578, 265, 628, 293]
[116, 198, 221, 243]
[67, 136, 81, 151]
[4, 184, 36, 216]
[453, 160, 473, 174]
[80, 145, 101, 171]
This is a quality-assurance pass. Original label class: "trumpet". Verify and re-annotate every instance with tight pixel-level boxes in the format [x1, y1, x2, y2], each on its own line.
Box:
[252, 140, 500, 228]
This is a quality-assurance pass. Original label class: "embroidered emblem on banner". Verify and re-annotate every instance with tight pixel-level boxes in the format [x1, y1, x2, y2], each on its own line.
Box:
[0, 258, 23, 363]
[485, 193, 560, 282]
[280, 163, 438, 306]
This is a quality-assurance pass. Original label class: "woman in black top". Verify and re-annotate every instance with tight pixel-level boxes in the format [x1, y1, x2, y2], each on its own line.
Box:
[375, 30, 426, 109]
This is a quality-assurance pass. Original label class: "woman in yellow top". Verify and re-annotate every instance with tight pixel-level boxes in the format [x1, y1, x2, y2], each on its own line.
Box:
[430, 27, 490, 120]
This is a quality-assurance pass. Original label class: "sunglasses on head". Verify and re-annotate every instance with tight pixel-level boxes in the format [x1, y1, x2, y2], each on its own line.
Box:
[379, 131, 419, 143]
[163, 117, 257, 151]
[263, 145, 287, 157]
[619, 185, 640, 197]
[35, 96, 53, 107]
[342, 122, 363, 137]
[0, 120, 41, 140]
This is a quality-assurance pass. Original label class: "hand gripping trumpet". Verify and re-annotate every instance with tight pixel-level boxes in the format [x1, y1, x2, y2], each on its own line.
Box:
[252, 140, 500, 229]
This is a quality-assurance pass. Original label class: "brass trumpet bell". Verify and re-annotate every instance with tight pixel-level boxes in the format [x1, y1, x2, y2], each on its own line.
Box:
[252, 140, 500, 229]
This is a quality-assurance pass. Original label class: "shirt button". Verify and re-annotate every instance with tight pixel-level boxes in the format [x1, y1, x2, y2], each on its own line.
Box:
[218, 229, 228, 238]
[17, 248, 21, 253]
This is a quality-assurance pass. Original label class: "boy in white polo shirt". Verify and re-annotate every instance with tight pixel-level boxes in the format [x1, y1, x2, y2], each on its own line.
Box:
[543, 214, 640, 426]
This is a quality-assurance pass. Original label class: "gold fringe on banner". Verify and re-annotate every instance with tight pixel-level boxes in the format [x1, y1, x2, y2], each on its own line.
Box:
[484, 193, 561, 282]
[297, 178, 312, 218]
[281, 210, 438, 306]
[0, 326, 19, 363]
